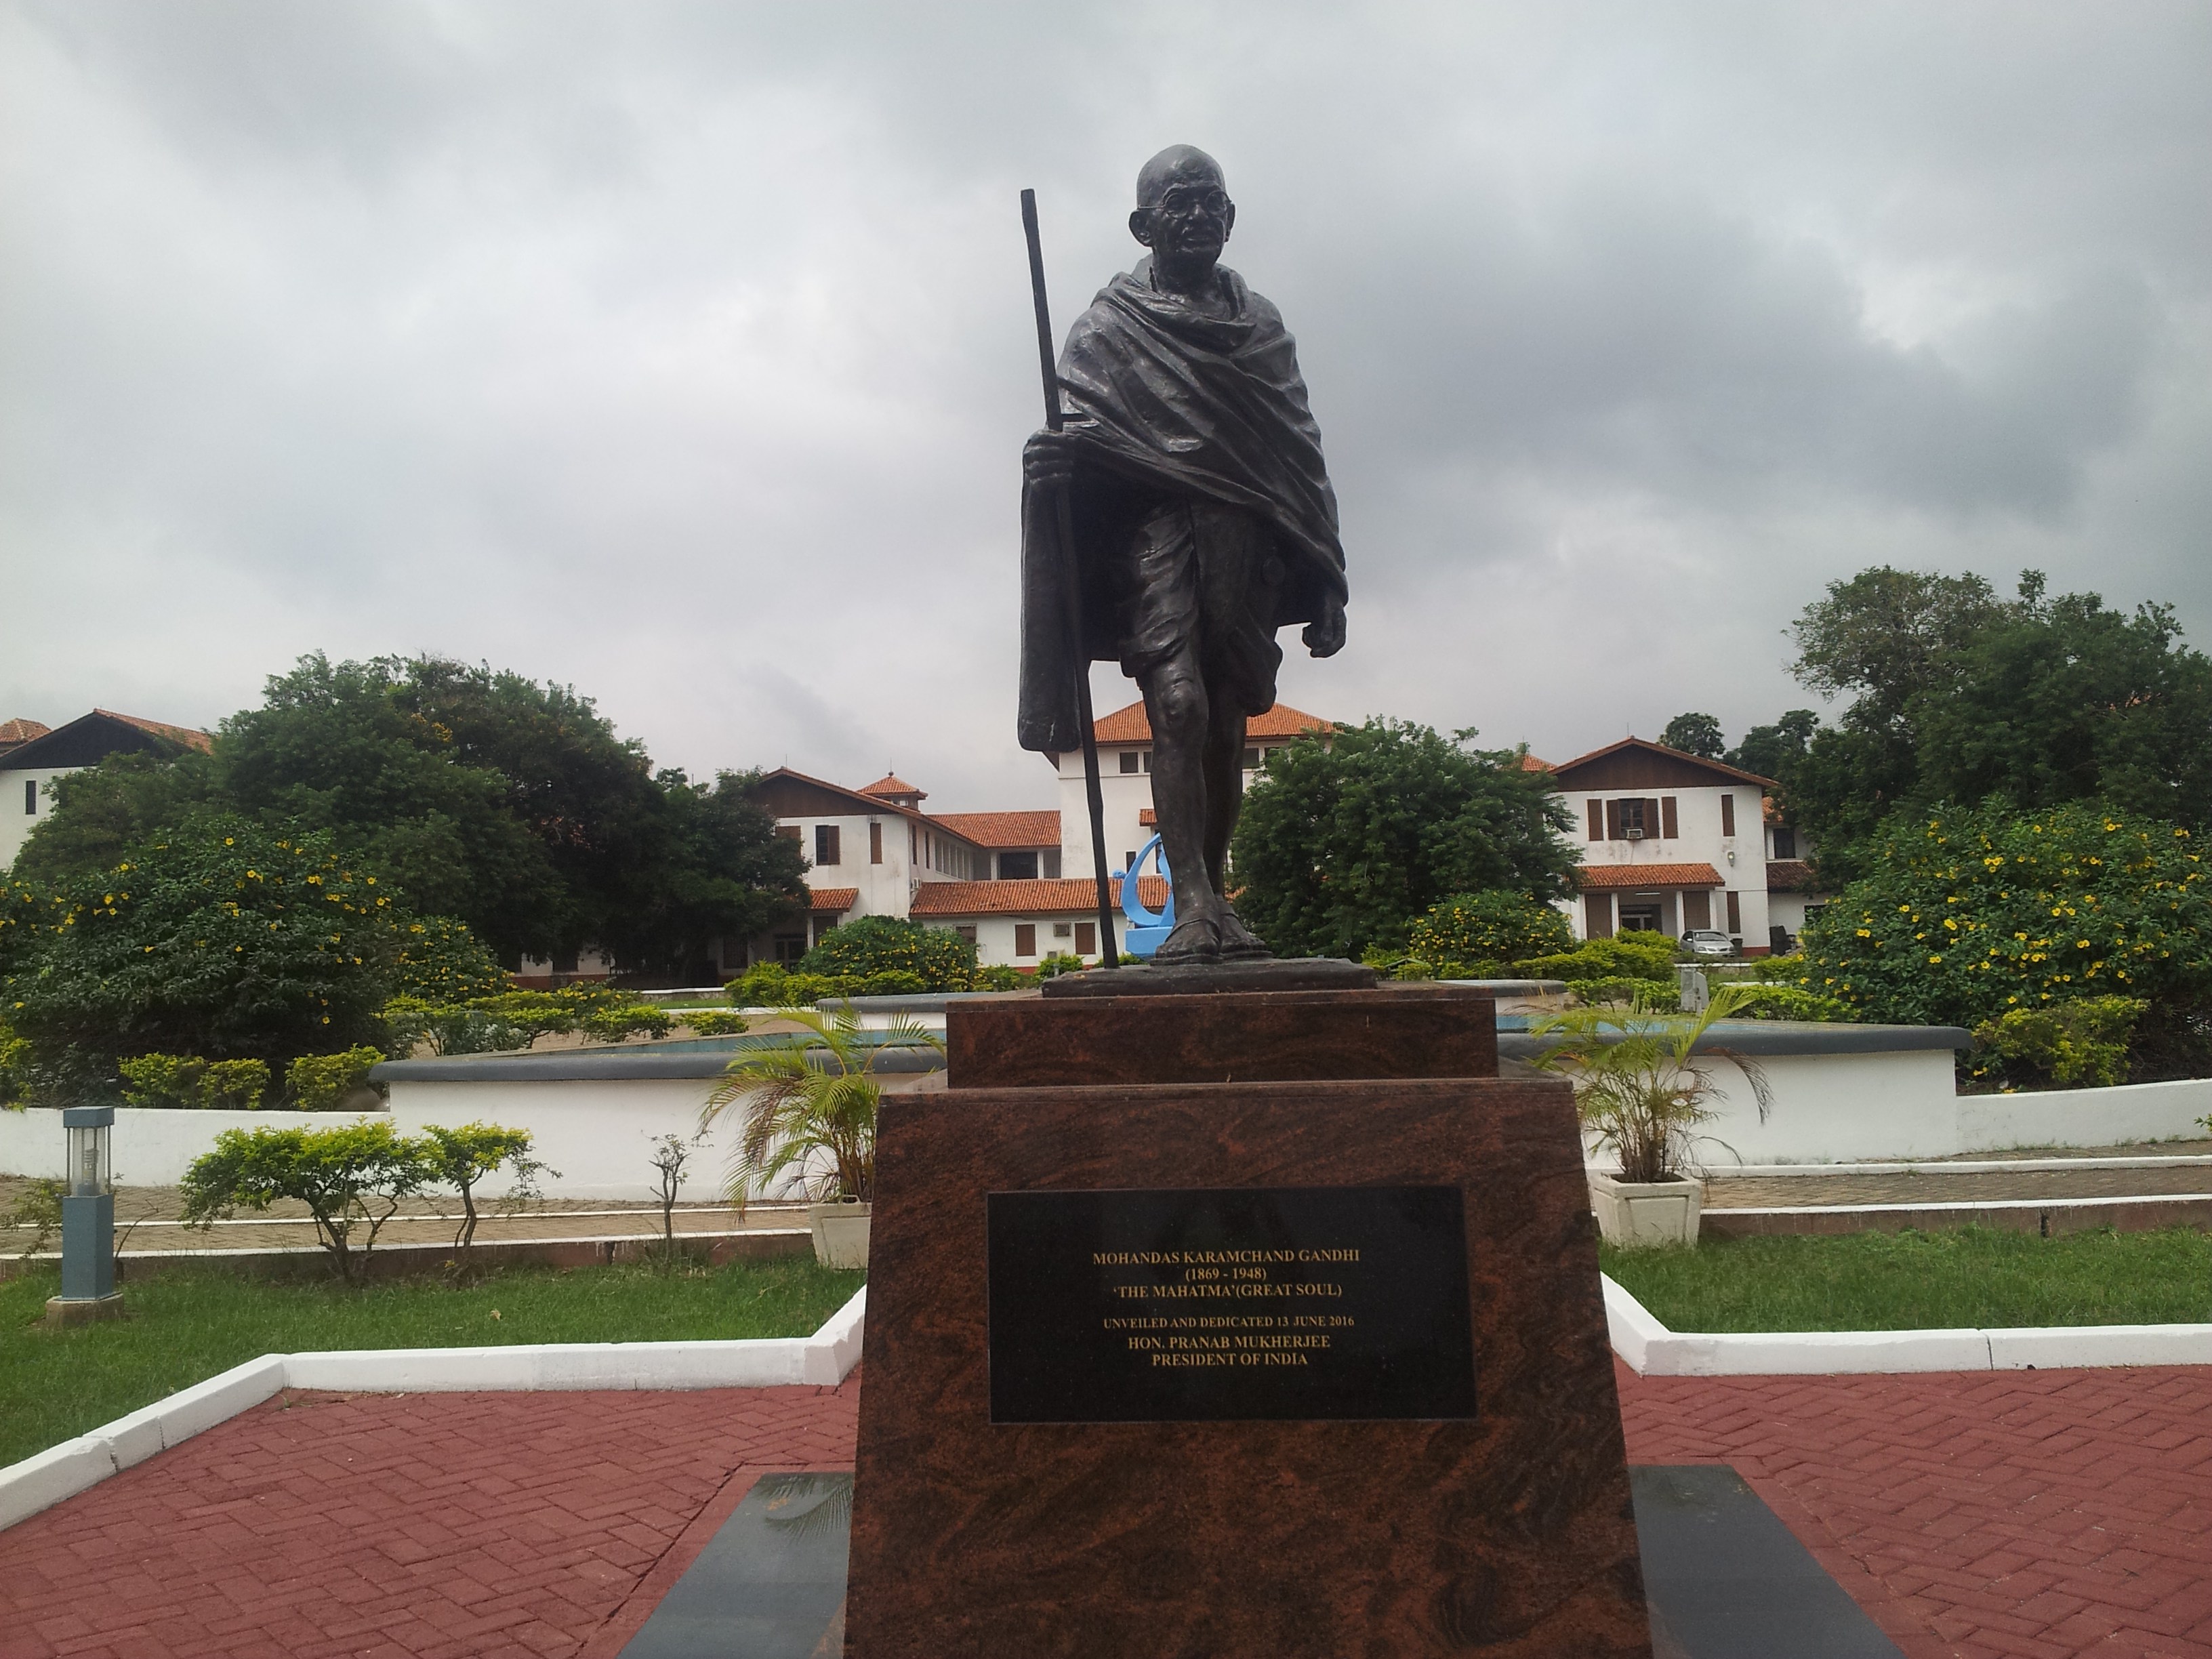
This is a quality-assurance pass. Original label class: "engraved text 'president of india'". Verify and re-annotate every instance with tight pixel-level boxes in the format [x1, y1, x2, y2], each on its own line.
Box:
[1019, 146, 1349, 967]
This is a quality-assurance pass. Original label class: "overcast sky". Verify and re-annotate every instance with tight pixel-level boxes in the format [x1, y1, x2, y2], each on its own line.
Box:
[3, 2, 2207, 809]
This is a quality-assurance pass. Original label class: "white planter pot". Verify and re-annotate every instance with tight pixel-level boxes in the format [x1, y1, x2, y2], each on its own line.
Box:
[809, 1200, 872, 1269]
[1587, 1172, 1703, 1249]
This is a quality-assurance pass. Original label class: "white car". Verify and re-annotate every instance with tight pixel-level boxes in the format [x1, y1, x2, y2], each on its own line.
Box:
[1681, 930, 1735, 958]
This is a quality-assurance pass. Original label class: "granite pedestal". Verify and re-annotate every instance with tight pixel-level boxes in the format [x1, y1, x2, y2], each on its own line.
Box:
[844, 987, 1652, 1658]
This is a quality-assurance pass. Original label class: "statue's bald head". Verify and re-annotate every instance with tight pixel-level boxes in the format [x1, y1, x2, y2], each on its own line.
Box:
[1136, 144, 1225, 207]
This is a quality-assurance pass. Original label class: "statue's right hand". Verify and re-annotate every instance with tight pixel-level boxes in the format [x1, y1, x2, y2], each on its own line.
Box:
[1023, 430, 1080, 489]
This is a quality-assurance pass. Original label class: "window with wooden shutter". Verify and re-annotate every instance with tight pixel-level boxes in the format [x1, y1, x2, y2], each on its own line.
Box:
[869, 822, 883, 864]
[1645, 799, 1663, 841]
[1604, 799, 1623, 840]
[1725, 891, 1741, 933]
[1586, 800, 1603, 841]
[1720, 794, 1736, 836]
[1075, 922, 1097, 956]
[1584, 893, 1614, 938]
[1682, 890, 1711, 930]
[1660, 797, 1679, 839]
[815, 825, 841, 866]
[1015, 923, 1037, 958]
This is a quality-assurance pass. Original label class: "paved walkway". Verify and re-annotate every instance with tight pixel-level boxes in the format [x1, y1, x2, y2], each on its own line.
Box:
[1706, 1139, 2212, 1213]
[5, 1364, 2211, 1657]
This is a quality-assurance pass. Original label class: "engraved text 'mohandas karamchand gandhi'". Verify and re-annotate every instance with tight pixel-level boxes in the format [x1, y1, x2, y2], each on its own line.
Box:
[1018, 145, 1349, 966]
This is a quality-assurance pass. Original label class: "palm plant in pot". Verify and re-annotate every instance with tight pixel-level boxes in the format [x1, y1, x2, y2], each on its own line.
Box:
[1526, 983, 1774, 1248]
[700, 1004, 943, 1269]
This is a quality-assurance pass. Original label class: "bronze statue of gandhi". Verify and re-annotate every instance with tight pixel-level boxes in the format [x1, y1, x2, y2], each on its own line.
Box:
[1018, 145, 1348, 966]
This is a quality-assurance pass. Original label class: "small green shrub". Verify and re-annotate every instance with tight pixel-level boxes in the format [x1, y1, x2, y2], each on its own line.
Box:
[285, 1046, 386, 1110]
[201, 1058, 270, 1109]
[1034, 951, 1086, 979]
[119, 1052, 207, 1109]
[417, 1122, 550, 1252]
[970, 964, 1025, 991]
[1518, 932, 1681, 983]
[1723, 985, 1852, 1021]
[580, 1002, 672, 1044]
[180, 1119, 433, 1283]
[798, 915, 978, 991]
[682, 1010, 751, 1036]
[1568, 977, 1682, 1012]
[1971, 995, 2148, 1089]
[1409, 891, 1575, 977]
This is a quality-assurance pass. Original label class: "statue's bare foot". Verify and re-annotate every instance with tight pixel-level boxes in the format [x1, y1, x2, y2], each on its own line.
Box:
[1214, 907, 1271, 961]
[1153, 914, 1223, 965]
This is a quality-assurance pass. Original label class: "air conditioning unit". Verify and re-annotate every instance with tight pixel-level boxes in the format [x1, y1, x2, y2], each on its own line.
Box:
[1624, 827, 1644, 841]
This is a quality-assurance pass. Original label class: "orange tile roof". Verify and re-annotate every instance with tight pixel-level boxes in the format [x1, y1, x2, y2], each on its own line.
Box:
[1519, 752, 1553, 772]
[928, 810, 1061, 848]
[1088, 700, 1332, 745]
[1574, 861, 1724, 890]
[0, 718, 52, 747]
[806, 886, 860, 912]
[909, 877, 1171, 917]
[1766, 860, 1820, 893]
[94, 709, 213, 754]
[859, 774, 924, 800]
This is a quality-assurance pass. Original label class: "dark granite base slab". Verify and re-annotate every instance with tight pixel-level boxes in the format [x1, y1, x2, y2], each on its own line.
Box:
[947, 984, 1496, 1087]
[621, 1467, 1898, 1659]
[619, 1473, 848, 1658]
[1631, 1466, 1904, 1659]
[845, 1076, 1649, 1657]
[1040, 956, 1376, 996]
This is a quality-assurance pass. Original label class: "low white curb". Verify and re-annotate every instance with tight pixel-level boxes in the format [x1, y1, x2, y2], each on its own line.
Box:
[1604, 1274, 2212, 1376]
[0, 1285, 865, 1534]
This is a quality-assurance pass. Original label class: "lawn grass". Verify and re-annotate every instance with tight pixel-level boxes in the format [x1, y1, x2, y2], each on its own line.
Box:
[0, 1256, 862, 1469]
[1601, 1226, 2212, 1334]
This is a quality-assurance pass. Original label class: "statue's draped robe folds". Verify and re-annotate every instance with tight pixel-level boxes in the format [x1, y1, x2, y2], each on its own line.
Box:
[1017, 258, 1348, 755]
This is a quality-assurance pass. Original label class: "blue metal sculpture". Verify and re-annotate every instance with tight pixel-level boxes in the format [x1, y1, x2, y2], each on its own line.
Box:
[1116, 834, 1176, 960]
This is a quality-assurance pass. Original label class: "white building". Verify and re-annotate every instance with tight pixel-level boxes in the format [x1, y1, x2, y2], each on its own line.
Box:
[1544, 738, 1780, 951]
[1045, 699, 1333, 875]
[745, 701, 1331, 973]
[0, 710, 212, 872]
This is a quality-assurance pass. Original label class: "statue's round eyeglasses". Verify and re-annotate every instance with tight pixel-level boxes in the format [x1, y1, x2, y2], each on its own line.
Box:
[1151, 188, 1231, 218]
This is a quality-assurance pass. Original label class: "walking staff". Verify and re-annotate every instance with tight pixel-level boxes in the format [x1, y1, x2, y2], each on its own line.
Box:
[1020, 187, 1119, 968]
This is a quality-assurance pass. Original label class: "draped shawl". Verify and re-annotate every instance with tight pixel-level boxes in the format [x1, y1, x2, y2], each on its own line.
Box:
[1017, 258, 1347, 755]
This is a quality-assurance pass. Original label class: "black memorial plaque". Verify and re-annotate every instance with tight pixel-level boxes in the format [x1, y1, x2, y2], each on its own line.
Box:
[986, 1185, 1477, 1424]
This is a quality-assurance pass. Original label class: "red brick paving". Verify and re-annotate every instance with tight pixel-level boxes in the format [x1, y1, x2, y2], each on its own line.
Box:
[4, 1363, 2211, 1658]
[0, 1380, 857, 1659]
[1618, 1361, 2212, 1659]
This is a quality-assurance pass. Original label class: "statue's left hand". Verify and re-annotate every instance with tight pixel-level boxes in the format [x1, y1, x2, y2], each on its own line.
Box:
[1303, 600, 1347, 658]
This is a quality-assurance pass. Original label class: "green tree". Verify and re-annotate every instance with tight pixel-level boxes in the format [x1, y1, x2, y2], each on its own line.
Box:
[13, 653, 808, 975]
[1912, 594, 2212, 828]
[1229, 720, 1579, 960]
[1793, 800, 2212, 1079]
[180, 1120, 433, 1284]
[417, 1122, 549, 1253]
[1725, 710, 1820, 787]
[1659, 712, 1726, 760]
[5, 817, 402, 1082]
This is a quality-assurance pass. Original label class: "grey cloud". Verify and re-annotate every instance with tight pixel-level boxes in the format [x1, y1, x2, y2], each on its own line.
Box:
[1, 1, 2207, 809]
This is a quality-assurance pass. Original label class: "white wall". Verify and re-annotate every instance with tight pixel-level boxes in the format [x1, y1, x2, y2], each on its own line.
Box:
[0, 1107, 386, 1187]
[1604, 1054, 2212, 1168]
[0, 767, 68, 871]
[0, 1082, 811, 1202]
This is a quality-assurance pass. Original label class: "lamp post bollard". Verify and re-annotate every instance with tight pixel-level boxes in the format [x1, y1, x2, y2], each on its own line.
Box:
[47, 1104, 123, 1327]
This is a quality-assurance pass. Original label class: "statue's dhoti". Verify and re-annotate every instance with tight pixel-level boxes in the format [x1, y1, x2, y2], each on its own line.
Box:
[1111, 495, 1285, 716]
